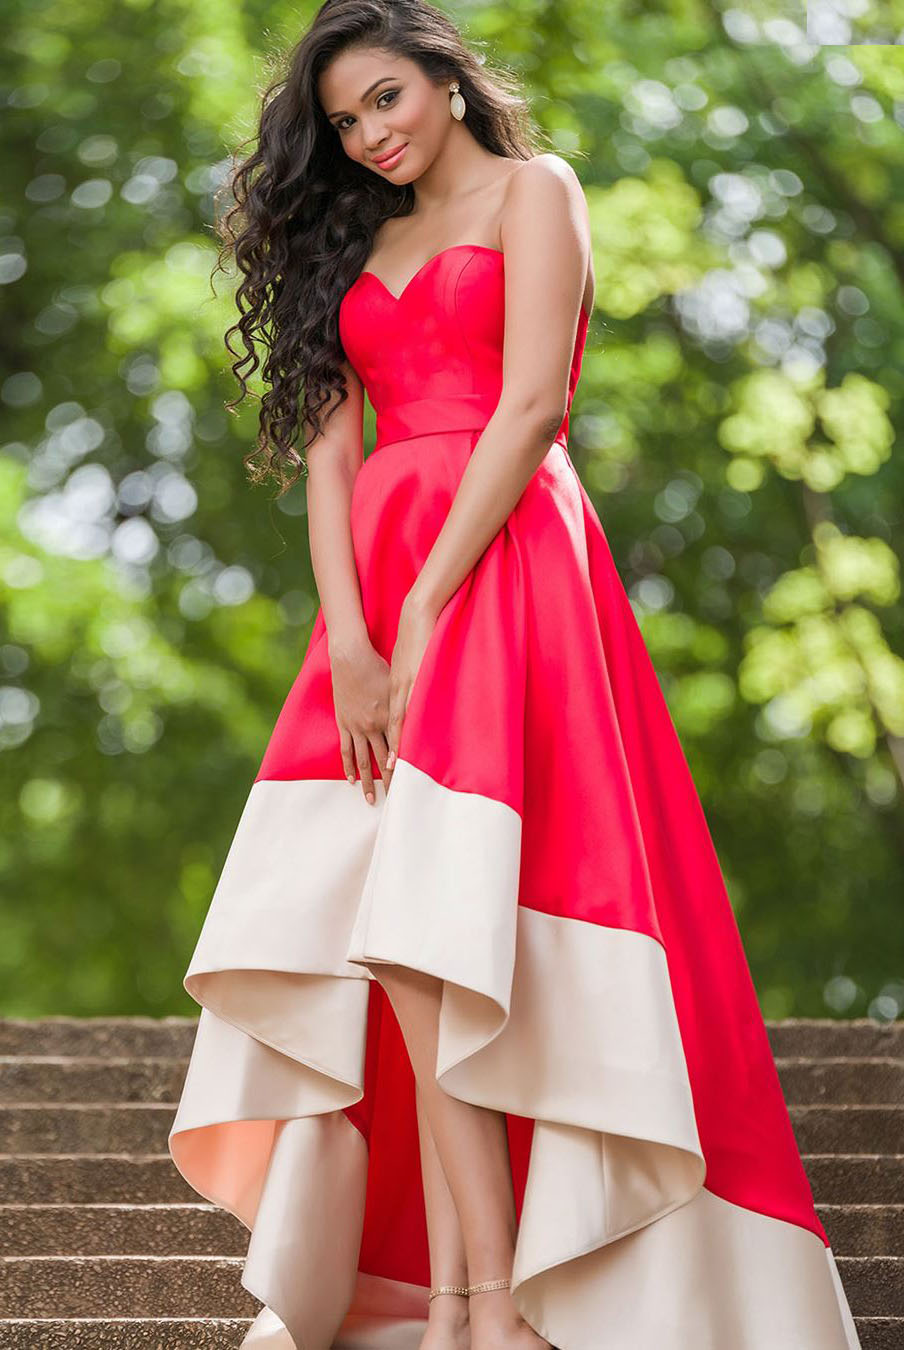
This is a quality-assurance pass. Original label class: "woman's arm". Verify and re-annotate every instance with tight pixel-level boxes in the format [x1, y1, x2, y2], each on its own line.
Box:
[382, 154, 591, 772]
[307, 360, 394, 803]
[405, 153, 591, 621]
[305, 358, 369, 654]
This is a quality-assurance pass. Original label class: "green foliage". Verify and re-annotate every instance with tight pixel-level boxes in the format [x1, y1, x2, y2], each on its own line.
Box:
[1, 0, 902, 1022]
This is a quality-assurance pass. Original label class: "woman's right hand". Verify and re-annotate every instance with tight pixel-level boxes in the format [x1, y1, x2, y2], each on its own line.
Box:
[329, 633, 393, 805]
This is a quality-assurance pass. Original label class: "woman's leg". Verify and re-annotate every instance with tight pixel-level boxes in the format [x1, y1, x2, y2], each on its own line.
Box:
[376, 962, 551, 1350]
[416, 1081, 470, 1344]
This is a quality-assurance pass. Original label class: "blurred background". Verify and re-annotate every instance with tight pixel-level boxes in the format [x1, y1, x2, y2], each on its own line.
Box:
[1, 1, 902, 1023]
[807, 0, 904, 45]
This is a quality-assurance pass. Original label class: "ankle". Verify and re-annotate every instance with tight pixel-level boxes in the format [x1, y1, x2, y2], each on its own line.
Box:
[466, 1279, 523, 1333]
[428, 1297, 469, 1328]
[466, 1282, 521, 1332]
[467, 1277, 511, 1297]
[428, 1285, 469, 1324]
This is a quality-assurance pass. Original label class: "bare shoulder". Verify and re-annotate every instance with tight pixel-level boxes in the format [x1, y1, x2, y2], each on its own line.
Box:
[502, 153, 585, 208]
[500, 153, 590, 254]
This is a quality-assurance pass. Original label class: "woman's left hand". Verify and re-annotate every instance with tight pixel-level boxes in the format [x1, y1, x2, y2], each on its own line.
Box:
[385, 589, 439, 782]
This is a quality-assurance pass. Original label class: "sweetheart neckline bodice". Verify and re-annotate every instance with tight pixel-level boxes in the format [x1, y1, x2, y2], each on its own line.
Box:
[354, 242, 505, 305]
[346, 241, 592, 327]
[339, 243, 590, 452]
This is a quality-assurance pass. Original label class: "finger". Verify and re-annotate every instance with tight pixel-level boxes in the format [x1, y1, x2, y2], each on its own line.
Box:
[386, 682, 409, 769]
[353, 733, 376, 804]
[339, 726, 356, 783]
[371, 731, 391, 789]
[384, 697, 400, 769]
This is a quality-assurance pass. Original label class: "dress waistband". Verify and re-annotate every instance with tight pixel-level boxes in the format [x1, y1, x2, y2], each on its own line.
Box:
[375, 390, 569, 450]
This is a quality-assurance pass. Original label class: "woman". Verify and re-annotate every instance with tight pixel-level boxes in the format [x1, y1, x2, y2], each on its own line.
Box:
[168, 2, 861, 1348]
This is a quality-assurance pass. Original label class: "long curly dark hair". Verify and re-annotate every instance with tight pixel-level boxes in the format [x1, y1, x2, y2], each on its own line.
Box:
[213, 0, 548, 497]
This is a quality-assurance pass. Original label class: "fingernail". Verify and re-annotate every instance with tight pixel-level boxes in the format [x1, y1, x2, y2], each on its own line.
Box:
[387, 751, 395, 768]
[366, 791, 375, 804]
[347, 773, 355, 783]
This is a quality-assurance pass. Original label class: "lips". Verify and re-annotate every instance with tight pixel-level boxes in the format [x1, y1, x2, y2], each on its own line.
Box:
[372, 143, 407, 168]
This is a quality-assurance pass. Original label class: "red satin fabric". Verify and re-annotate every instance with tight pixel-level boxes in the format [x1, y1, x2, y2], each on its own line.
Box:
[255, 243, 828, 1287]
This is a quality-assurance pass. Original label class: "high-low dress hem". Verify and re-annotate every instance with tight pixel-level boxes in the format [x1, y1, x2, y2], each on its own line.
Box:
[169, 761, 859, 1350]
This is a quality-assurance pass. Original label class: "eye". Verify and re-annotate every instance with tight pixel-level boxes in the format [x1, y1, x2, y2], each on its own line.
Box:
[335, 88, 399, 132]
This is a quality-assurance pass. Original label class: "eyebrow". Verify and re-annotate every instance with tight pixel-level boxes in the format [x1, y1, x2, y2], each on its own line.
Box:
[326, 76, 396, 122]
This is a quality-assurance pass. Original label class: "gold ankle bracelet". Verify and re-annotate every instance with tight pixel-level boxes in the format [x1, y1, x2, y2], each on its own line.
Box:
[467, 1278, 511, 1295]
[428, 1283, 469, 1302]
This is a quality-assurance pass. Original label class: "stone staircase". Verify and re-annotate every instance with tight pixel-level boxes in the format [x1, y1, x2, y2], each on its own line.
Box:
[0, 1016, 901, 1347]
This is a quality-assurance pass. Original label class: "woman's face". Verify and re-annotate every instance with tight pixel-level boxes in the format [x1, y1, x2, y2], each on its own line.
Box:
[319, 47, 449, 183]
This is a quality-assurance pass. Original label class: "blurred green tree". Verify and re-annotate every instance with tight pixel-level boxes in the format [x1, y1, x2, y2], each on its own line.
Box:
[1, 0, 902, 1020]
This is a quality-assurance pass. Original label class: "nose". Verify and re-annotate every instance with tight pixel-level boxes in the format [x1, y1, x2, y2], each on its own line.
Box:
[360, 118, 391, 151]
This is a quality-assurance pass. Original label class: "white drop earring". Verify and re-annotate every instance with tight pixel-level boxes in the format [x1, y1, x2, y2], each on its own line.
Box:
[449, 80, 466, 121]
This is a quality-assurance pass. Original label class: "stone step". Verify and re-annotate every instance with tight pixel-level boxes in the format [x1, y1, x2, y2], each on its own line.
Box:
[790, 1105, 904, 1154]
[0, 1020, 199, 1059]
[803, 1155, 904, 1205]
[767, 1020, 904, 1060]
[777, 1057, 904, 1104]
[0, 1156, 196, 1205]
[1, 1016, 901, 1062]
[0, 1324, 898, 1350]
[0, 1322, 253, 1349]
[816, 1204, 904, 1257]
[3, 1053, 902, 1111]
[3, 1253, 894, 1318]
[0, 1256, 261, 1318]
[5, 1152, 903, 1207]
[843, 1257, 904, 1316]
[3, 1200, 902, 1260]
[0, 1321, 899, 1350]
[852, 1322, 903, 1350]
[0, 1105, 175, 1154]
[0, 1057, 185, 1104]
[0, 1204, 247, 1258]
[2, 1098, 901, 1159]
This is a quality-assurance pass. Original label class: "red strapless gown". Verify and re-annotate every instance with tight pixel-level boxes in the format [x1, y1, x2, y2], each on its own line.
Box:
[169, 244, 860, 1350]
